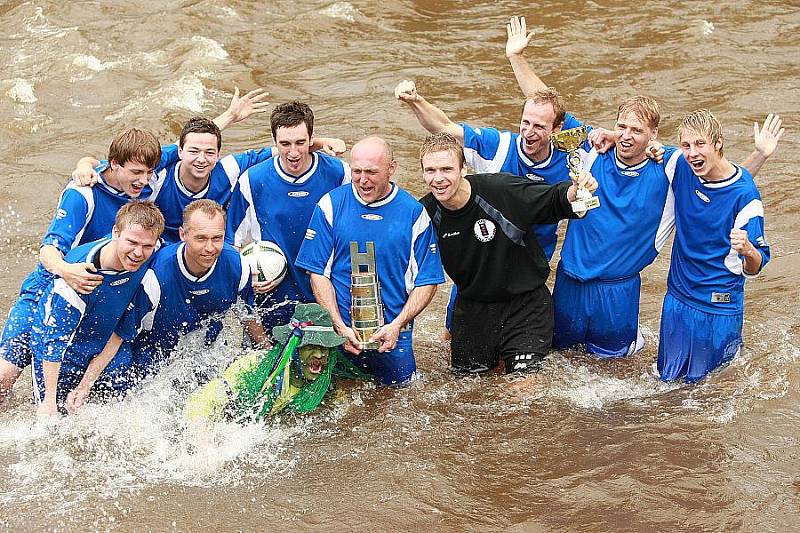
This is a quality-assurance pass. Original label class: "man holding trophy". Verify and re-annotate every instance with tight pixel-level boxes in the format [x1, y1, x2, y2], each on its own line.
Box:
[296, 136, 444, 386]
[418, 132, 598, 374]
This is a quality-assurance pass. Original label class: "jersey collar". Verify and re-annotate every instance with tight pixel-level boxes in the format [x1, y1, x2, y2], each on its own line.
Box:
[516, 135, 554, 168]
[176, 242, 218, 282]
[613, 148, 649, 172]
[697, 164, 743, 189]
[274, 152, 319, 185]
[350, 181, 398, 207]
[174, 162, 210, 198]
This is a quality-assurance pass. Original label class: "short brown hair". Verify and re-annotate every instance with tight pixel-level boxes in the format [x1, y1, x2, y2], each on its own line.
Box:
[115, 200, 165, 238]
[679, 109, 724, 156]
[107, 128, 161, 169]
[270, 101, 314, 139]
[179, 117, 222, 150]
[523, 88, 567, 129]
[617, 96, 661, 131]
[419, 132, 465, 169]
[182, 199, 226, 229]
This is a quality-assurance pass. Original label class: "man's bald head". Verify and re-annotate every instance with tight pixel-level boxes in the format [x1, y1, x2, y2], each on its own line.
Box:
[351, 136, 393, 164]
[350, 136, 397, 204]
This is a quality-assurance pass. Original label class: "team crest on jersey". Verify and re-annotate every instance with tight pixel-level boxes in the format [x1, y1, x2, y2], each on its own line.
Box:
[110, 277, 130, 286]
[361, 214, 383, 221]
[190, 289, 210, 296]
[56, 208, 67, 220]
[695, 190, 711, 203]
[288, 191, 309, 197]
[473, 219, 496, 242]
[525, 174, 545, 183]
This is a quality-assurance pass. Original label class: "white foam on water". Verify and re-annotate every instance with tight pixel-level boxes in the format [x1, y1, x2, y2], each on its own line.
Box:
[6, 79, 37, 103]
[71, 54, 116, 72]
[320, 2, 360, 22]
[23, 6, 76, 38]
[702, 20, 715, 35]
[190, 36, 229, 61]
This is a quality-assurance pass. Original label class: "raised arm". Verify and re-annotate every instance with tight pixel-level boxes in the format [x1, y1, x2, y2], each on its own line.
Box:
[212, 87, 270, 131]
[506, 15, 549, 97]
[742, 114, 784, 178]
[394, 80, 464, 143]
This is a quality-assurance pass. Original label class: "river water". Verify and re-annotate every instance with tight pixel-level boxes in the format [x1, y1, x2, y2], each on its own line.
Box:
[0, 1, 798, 531]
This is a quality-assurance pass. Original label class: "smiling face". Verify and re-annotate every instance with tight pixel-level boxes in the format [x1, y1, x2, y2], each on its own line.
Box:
[679, 129, 724, 179]
[109, 159, 154, 197]
[112, 223, 158, 271]
[298, 345, 329, 382]
[179, 209, 225, 276]
[421, 149, 467, 209]
[519, 99, 561, 161]
[179, 132, 220, 185]
[350, 137, 396, 204]
[614, 111, 657, 166]
[275, 123, 313, 176]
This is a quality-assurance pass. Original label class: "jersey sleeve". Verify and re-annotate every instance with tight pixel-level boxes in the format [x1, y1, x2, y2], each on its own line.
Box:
[461, 124, 512, 173]
[236, 257, 256, 312]
[502, 175, 576, 226]
[114, 301, 140, 342]
[157, 143, 180, 172]
[220, 148, 275, 189]
[738, 198, 771, 275]
[38, 280, 84, 362]
[129, 270, 161, 334]
[225, 172, 260, 246]
[409, 209, 445, 287]
[40, 187, 92, 254]
[295, 195, 335, 277]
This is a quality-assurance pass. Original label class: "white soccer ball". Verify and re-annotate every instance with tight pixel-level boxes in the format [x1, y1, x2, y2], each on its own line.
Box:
[240, 240, 287, 285]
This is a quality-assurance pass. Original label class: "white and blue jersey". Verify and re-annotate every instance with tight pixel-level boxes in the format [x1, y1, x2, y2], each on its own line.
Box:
[30, 238, 153, 401]
[666, 159, 769, 314]
[461, 113, 583, 259]
[131, 242, 254, 375]
[295, 182, 445, 326]
[226, 153, 351, 305]
[147, 147, 274, 243]
[559, 147, 683, 281]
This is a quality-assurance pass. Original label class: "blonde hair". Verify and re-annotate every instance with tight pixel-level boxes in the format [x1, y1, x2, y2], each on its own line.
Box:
[115, 200, 165, 238]
[419, 132, 465, 169]
[524, 88, 567, 128]
[679, 109, 723, 155]
[182, 199, 226, 229]
[617, 96, 661, 131]
[108, 128, 161, 169]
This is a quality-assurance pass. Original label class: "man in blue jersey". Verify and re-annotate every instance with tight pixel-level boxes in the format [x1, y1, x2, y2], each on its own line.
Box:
[296, 136, 445, 386]
[0, 128, 163, 401]
[658, 110, 774, 382]
[31, 201, 164, 417]
[130, 199, 268, 381]
[227, 101, 351, 334]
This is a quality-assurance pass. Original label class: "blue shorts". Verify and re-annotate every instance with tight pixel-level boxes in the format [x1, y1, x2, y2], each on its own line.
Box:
[552, 265, 644, 358]
[657, 292, 742, 383]
[444, 285, 457, 331]
[32, 343, 136, 404]
[0, 272, 49, 369]
[346, 328, 415, 386]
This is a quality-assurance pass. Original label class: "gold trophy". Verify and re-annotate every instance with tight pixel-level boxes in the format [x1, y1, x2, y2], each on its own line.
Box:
[350, 242, 384, 350]
[551, 125, 600, 212]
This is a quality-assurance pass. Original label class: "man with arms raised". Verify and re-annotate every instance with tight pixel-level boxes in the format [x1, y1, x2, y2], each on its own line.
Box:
[418, 133, 596, 375]
[295, 136, 444, 386]
[130, 199, 268, 380]
[32, 201, 164, 416]
[227, 102, 351, 333]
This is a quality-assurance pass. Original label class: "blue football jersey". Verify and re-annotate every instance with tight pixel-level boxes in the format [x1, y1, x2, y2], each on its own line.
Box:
[295, 183, 445, 325]
[559, 147, 682, 281]
[226, 152, 351, 304]
[666, 158, 770, 314]
[460, 113, 585, 259]
[131, 242, 254, 371]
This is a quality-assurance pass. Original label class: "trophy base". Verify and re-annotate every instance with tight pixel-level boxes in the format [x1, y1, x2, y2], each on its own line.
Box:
[571, 196, 600, 212]
[359, 341, 381, 351]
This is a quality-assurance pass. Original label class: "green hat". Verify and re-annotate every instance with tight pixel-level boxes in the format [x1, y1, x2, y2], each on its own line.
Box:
[272, 303, 346, 348]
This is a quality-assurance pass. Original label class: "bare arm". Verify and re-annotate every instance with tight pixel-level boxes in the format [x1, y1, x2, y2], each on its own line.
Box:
[742, 114, 784, 178]
[212, 87, 270, 131]
[370, 284, 438, 353]
[506, 16, 549, 97]
[394, 80, 464, 143]
[65, 333, 124, 414]
[40, 245, 103, 294]
[241, 317, 270, 349]
[730, 229, 764, 276]
[309, 273, 362, 355]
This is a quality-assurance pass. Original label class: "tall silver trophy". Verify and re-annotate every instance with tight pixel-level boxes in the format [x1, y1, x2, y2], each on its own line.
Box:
[350, 242, 385, 350]
[551, 125, 600, 212]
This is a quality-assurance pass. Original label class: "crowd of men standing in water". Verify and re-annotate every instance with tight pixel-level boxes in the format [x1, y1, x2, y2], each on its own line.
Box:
[0, 15, 786, 417]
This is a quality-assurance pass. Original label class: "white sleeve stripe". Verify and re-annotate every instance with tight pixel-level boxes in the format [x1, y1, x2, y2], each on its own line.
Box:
[53, 278, 86, 315]
[319, 194, 334, 226]
[220, 155, 242, 187]
[138, 269, 162, 332]
[238, 258, 250, 292]
[68, 185, 95, 249]
[654, 187, 676, 252]
[664, 150, 682, 184]
[323, 252, 334, 278]
[340, 160, 352, 185]
[582, 147, 598, 170]
[233, 173, 260, 246]
[464, 131, 512, 173]
[725, 199, 765, 276]
[404, 210, 430, 293]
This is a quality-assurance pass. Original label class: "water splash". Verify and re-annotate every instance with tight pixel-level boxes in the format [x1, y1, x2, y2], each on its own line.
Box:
[6, 79, 37, 103]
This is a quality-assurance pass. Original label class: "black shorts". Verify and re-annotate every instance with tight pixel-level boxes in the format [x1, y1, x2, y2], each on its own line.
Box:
[450, 286, 553, 374]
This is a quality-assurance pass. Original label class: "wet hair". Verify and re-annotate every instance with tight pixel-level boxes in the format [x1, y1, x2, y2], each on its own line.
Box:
[115, 200, 165, 238]
[523, 88, 567, 129]
[617, 95, 661, 131]
[679, 109, 724, 156]
[419, 132, 465, 169]
[179, 117, 222, 150]
[270, 101, 314, 140]
[182, 199, 226, 229]
[107, 128, 161, 169]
